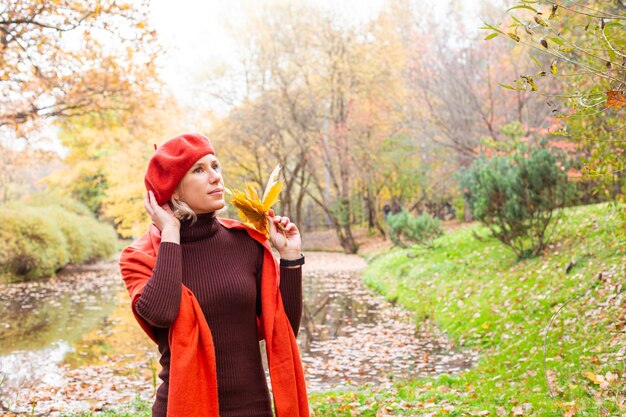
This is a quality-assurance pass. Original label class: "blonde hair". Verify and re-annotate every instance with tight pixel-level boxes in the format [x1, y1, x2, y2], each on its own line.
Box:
[169, 198, 197, 224]
[169, 183, 197, 224]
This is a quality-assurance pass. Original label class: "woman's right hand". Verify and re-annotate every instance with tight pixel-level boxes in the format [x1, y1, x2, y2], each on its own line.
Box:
[145, 191, 180, 243]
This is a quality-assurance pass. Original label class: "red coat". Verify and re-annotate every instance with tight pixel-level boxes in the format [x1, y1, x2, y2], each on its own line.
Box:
[119, 218, 309, 417]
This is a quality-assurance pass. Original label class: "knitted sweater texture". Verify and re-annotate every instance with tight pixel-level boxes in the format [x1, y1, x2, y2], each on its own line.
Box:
[133, 213, 303, 417]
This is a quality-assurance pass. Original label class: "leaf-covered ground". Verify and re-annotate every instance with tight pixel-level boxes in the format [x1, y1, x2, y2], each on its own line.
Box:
[4, 203, 623, 416]
[1, 251, 477, 416]
[0, 265, 158, 416]
[310, 203, 625, 416]
[299, 253, 476, 392]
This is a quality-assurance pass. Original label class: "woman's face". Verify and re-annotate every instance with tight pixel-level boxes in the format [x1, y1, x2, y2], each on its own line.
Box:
[176, 153, 225, 214]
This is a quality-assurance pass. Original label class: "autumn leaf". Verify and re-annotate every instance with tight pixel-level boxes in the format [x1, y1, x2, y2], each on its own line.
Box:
[606, 90, 626, 109]
[261, 164, 283, 212]
[550, 60, 558, 75]
[585, 371, 618, 390]
[546, 369, 563, 396]
[549, 4, 558, 20]
[376, 407, 393, 417]
[508, 32, 520, 42]
[520, 75, 538, 92]
[227, 164, 284, 237]
[582, 371, 601, 384]
[534, 16, 548, 27]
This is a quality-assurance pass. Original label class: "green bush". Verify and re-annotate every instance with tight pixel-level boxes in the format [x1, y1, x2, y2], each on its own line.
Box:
[21, 191, 94, 217]
[386, 210, 444, 248]
[0, 207, 69, 280]
[0, 197, 117, 281]
[46, 207, 116, 264]
[87, 221, 118, 261]
[461, 143, 574, 259]
[48, 207, 93, 264]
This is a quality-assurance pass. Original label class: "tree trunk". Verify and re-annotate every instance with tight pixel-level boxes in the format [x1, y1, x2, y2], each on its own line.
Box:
[340, 227, 359, 253]
[463, 194, 473, 222]
[333, 221, 358, 254]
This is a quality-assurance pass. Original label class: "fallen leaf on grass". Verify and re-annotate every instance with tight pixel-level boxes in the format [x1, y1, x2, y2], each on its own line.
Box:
[546, 369, 564, 395]
[583, 371, 601, 384]
[376, 407, 392, 417]
[607, 91, 626, 109]
[511, 403, 532, 416]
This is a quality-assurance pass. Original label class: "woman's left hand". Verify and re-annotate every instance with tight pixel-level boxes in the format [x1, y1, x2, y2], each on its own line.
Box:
[267, 209, 302, 259]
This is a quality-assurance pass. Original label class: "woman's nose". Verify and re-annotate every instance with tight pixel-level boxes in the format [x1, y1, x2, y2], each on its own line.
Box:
[209, 168, 221, 183]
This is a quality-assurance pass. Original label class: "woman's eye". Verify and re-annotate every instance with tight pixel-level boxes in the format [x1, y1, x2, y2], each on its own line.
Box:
[193, 167, 203, 173]
[212, 164, 220, 171]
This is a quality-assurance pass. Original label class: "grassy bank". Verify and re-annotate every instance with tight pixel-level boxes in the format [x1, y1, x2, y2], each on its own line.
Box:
[62, 203, 624, 416]
[310, 203, 625, 416]
[65, 397, 151, 417]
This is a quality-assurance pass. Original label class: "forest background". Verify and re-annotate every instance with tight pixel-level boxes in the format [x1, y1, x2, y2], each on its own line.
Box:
[1, 0, 625, 416]
[1, 0, 624, 253]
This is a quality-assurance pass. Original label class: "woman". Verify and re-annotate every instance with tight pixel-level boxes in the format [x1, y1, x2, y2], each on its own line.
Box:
[119, 133, 309, 417]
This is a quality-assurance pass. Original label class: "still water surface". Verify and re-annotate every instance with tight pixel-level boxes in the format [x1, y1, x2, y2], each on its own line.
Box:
[0, 252, 475, 415]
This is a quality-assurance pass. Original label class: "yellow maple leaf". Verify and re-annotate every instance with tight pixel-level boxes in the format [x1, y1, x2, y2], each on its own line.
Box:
[227, 164, 284, 238]
[582, 371, 600, 384]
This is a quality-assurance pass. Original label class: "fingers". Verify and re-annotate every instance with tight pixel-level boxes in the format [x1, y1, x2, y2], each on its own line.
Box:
[162, 202, 175, 215]
[270, 215, 290, 228]
[275, 216, 289, 228]
[145, 192, 155, 218]
[284, 222, 298, 233]
[268, 214, 299, 234]
[267, 214, 277, 234]
[145, 191, 172, 220]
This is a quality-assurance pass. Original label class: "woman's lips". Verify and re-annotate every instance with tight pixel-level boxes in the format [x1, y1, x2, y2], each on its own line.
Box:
[208, 189, 223, 195]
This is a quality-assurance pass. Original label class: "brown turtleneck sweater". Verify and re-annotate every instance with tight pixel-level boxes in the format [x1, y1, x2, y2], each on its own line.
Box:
[134, 213, 303, 417]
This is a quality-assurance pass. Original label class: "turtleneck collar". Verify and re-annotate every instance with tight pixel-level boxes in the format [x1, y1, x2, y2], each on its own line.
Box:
[180, 212, 220, 243]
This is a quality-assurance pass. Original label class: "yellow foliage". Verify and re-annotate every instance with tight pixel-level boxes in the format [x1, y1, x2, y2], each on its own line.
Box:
[228, 164, 283, 237]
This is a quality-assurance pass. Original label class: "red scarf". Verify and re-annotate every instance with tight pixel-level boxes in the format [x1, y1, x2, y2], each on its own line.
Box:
[119, 218, 309, 417]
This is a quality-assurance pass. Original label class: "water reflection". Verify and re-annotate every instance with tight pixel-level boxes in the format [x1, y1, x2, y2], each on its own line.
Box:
[0, 264, 119, 355]
[0, 341, 71, 387]
[298, 267, 476, 392]
[0, 254, 476, 415]
[0, 263, 156, 415]
[300, 270, 380, 350]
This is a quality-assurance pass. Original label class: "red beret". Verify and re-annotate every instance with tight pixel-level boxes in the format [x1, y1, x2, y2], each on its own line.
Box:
[144, 133, 215, 205]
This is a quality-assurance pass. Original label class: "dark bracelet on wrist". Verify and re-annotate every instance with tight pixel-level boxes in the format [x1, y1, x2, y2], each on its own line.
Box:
[280, 253, 305, 267]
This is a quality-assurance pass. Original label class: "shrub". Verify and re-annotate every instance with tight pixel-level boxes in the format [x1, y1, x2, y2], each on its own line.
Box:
[461, 143, 574, 259]
[47, 207, 93, 264]
[0, 197, 117, 281]
[87, 221, 117, 261]
[0, 207, 69, 280]
[21, 191, 94, 217]
[45, 207, 116, 264]
[386, 210, 444, 248]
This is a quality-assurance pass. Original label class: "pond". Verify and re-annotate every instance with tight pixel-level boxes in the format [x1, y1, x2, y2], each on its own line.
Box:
[0, 252, 476, 415]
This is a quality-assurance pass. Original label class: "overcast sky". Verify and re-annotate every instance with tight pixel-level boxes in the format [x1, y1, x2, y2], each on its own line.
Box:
[148, 0, 485, 110]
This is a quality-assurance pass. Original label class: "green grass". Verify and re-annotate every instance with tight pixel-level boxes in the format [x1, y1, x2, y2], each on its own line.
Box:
[63, 397, 151, 417]
[310, 203, 626, 416]
[64, 203, 625, 416]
